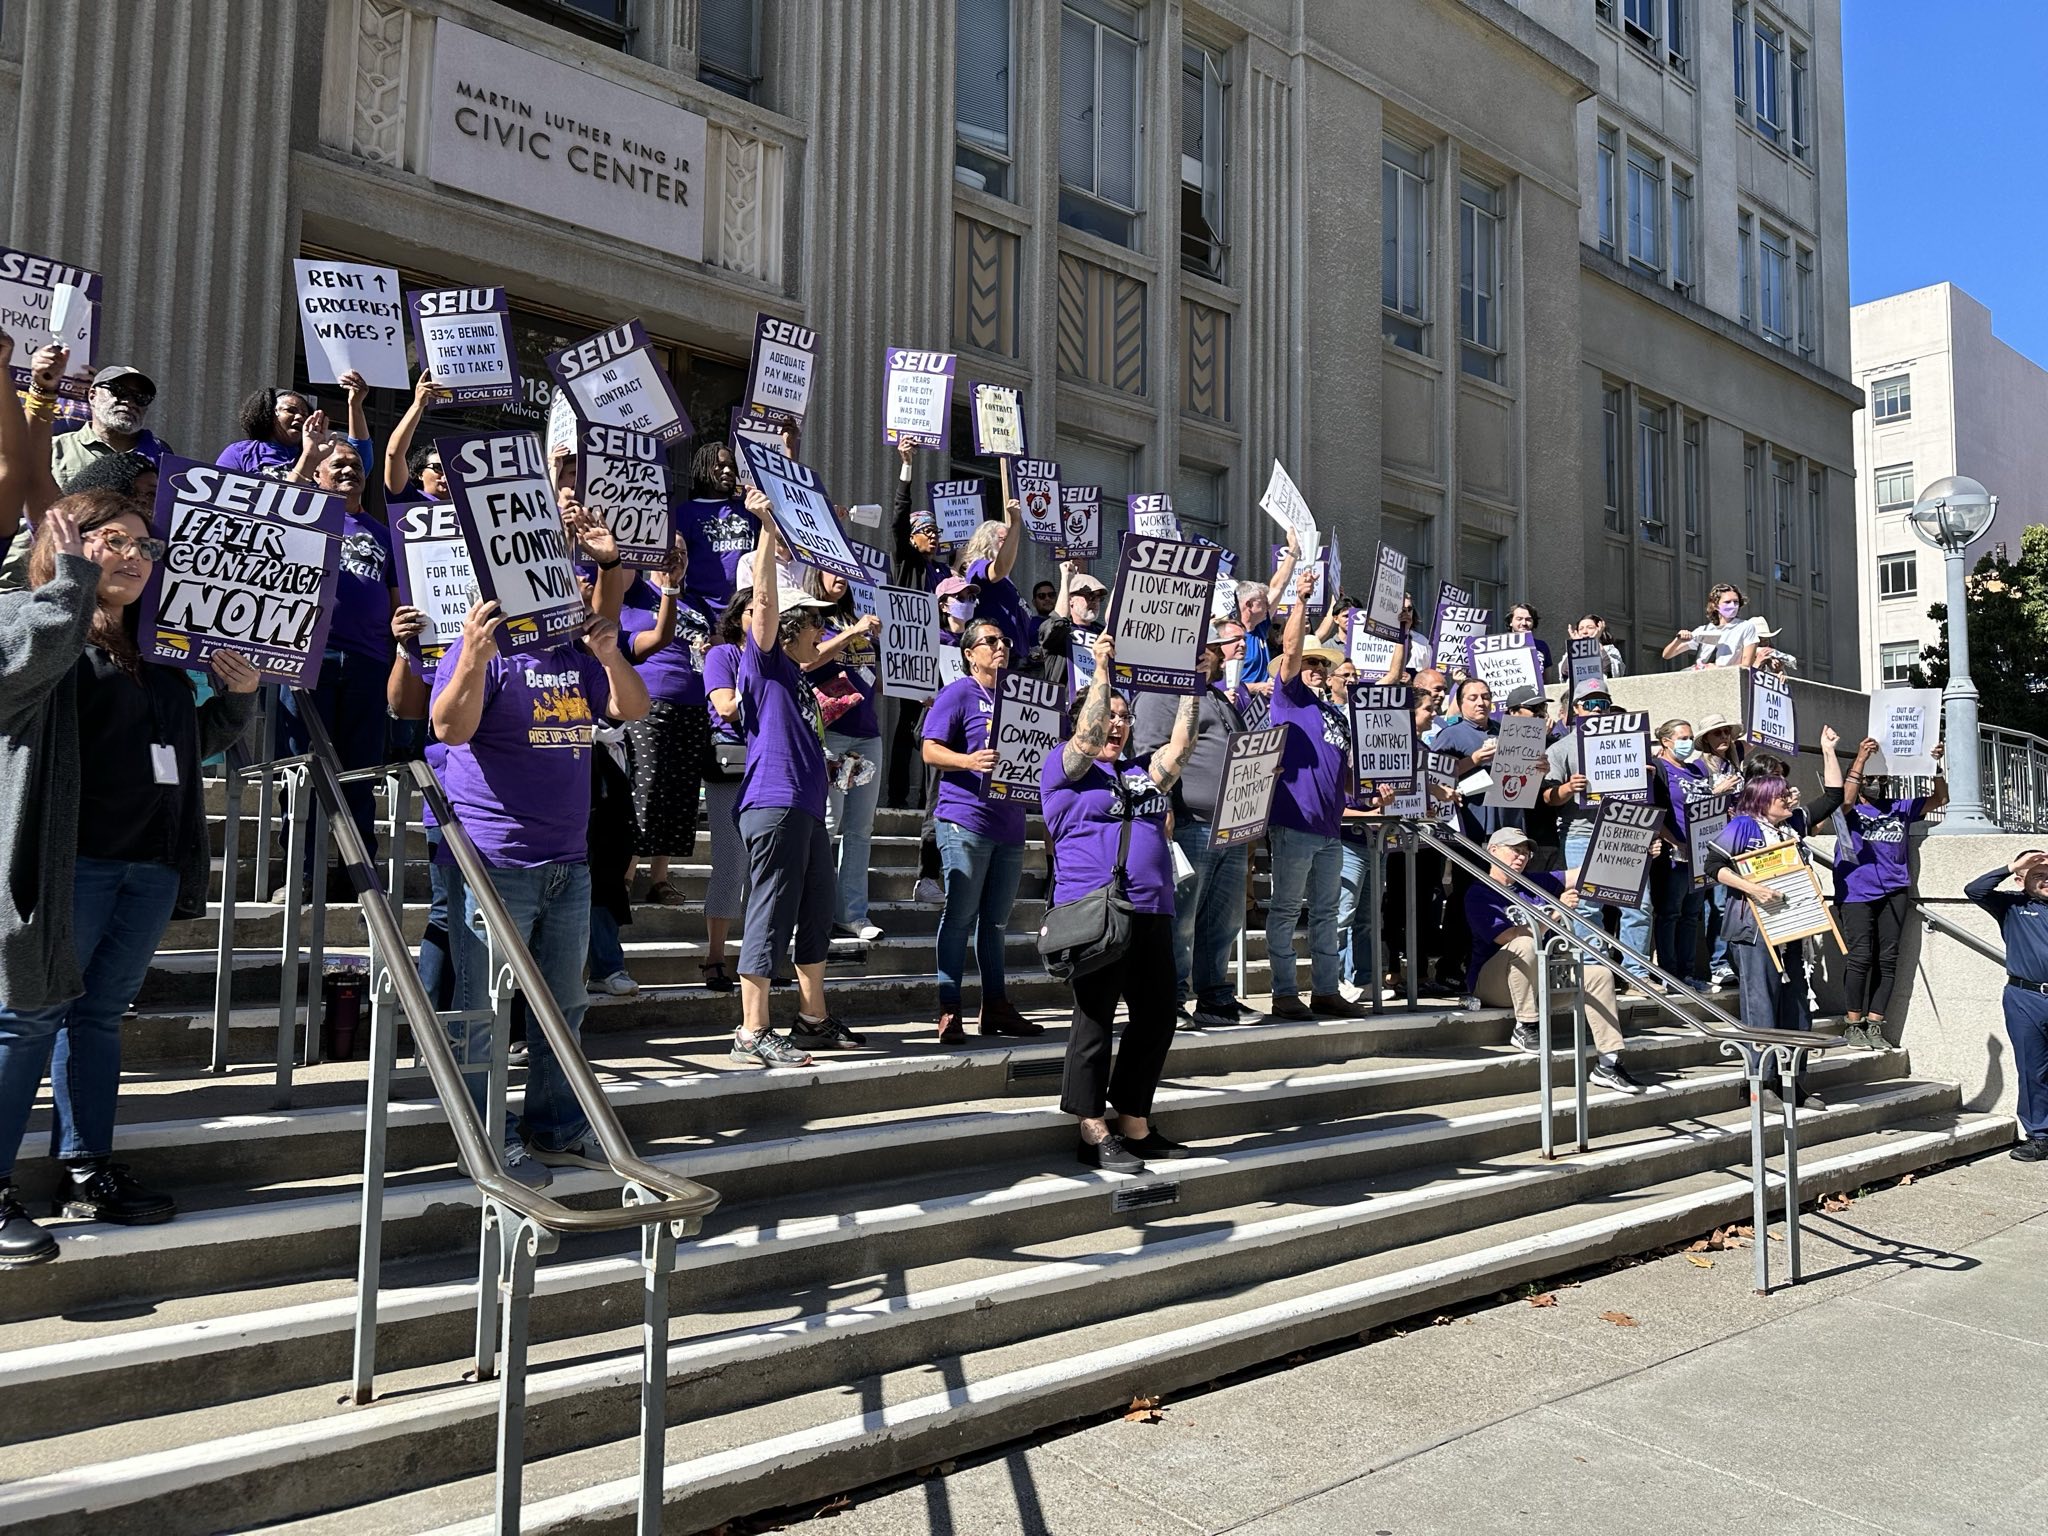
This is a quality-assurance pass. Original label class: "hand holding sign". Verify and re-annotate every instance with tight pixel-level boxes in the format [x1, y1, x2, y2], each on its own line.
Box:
[460, 598, 504, 665]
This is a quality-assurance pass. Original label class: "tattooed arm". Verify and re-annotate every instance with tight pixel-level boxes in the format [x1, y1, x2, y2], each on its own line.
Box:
[1148, 690, 1203, 793]
[1060, 631, 1117, 781]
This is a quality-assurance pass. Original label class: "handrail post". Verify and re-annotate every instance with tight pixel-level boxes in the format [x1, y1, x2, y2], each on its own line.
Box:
[1735, 1041, 1771, 1293]
[304, 799, 330, 1069]
[350, 963, 400, 1405]
[476, 954, 517, 1383]
[632, 1191, 677, 1536]
[1533, 921, 1555, 1161]
[489, 1205, 556, 1535]
[1571, 959, 1590, 1154]
[211, 751, 245, 1075]
[253, 688, 277, 901]
[1781, 1044, 1804, 1284]
[1403, 825, 1419, 1010]
[273, 767, 309, 1109]
[1366, 826, 1384, 1015]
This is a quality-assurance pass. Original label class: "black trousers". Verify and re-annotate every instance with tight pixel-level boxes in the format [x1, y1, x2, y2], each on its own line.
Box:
[1381, 847, 1446, 975]
[1061, 913, 1179, 1120]
[1839, 890, 1910, 1018]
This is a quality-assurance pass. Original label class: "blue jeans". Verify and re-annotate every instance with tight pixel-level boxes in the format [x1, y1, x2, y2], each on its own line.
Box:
[1266, 823, 1343, 1000]
[1563, 826, 1653, 979]
[1731, 936, 1812, 1088]
[277, 647, 389, 870]
[825, 729, 883, 927]
[1337, 839, 1378, 990]
[1652, 861, 1707, 983]
[453, 861, 593, 1153]
[0, 857, 181, 1177]
[1171, 821, 1248, 1008]
[588, 905, 625, 979]
[933, 820, 1024, 1007]
[1707, 884, 1734, 975]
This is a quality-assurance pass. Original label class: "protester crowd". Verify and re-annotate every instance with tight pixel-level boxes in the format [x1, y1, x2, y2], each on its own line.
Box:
[0, 316, 2018, 1272]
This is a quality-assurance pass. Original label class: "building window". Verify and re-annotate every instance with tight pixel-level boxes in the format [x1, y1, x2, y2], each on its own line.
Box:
[1753, 15, 1784, 144]
[1173, 462, 1226, 541]
[1055, 432, 1136, 547]
[1733, 3, 1748, 108]
[1807, 466, 1826, 591]
[1878, 551, 1917, 601]
[1758, 224, 1790, 346]
[1623, 0, 1660, 48]
[1059, 0, 1144, 249]
[1671, 168, 1695, 296]
[1626, 147, 1664, 275]
[956, 0, 1013, 199]
[1595, 125, 1619, 259]
[500, 0, 630, 45]
[1880, 642, 1917, 686]
[1871, 375, 1912, 422]
[1771, 453, 1797, 583]
[1381, 512, 1435, 603]
[1180, 43, 1228, 278]
[1637, 402, 1669, 546]
[1875, 463, 1915, 509]
[1795, 244, 1815, 360]
[699, 0, 763, 101]
[1669, 0, 1692, 75]
[1460, 530, 1507, 618]
[1603, 384, 1626, 533]
[1682, 414, 1703, 556]
[1790, 42, 1810, 160]
[1738, 213, 1754, 328]
[1459, 176, 1504, 381]
[1743, 441, 1761, 574]
[1382, 138, 1431, 353]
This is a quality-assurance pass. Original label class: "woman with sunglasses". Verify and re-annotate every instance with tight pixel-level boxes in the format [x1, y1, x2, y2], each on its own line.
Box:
[382, 372, 451, 507]
[0, 493, 261, 1264]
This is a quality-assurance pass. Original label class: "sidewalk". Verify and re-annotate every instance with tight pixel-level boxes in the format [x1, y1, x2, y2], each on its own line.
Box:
[810, 1148, 2047, 1536]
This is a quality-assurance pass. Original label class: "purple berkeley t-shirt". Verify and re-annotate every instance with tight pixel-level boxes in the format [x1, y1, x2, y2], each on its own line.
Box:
[964, 558, 1033, 657]
[326, 509, 396, 662]
[1269, 673, 1349, 838]
[923, 674, 1027, 844]
[1833, 798, 1927, 902]
[1040, 752, 1176, 917]
[430, 638, 610, 868]
[676, 496, 759, 610]
[738, 633, 827, 819]
[617, 579, 705, 708]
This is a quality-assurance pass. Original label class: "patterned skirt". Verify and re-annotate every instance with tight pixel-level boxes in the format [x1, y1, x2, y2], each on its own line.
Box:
[626, 699, 706, 857]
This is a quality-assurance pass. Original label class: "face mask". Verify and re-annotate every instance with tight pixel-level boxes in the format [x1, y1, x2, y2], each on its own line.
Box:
[1223, 658, 1243, 691]
[1717, 601, 1740, 619]
[946, 598, 976, 622]
[1672, 739, 1697, 761]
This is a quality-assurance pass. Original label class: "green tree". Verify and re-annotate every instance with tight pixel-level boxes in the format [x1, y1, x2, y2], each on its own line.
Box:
[1911, 522, 2048, 738]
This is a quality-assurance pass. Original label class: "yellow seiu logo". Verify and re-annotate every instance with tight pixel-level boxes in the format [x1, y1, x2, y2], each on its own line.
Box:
[506, 616, 540, 638]
[157, 633, 191, 655]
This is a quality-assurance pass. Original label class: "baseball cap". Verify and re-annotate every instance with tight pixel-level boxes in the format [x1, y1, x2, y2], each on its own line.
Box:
[934, 575, 981, 600]
[1070, 573, 1108, 595]
[774, 586, 833, 615]
[1487, 826, 1533, 850]
[92, 365, 155, 396]
[1500, 685, 1546, 711]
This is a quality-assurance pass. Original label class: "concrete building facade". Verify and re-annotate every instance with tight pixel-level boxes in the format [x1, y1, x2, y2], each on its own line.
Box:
[1850, 282, 2048, 689]
[0, 0, 1856, 664]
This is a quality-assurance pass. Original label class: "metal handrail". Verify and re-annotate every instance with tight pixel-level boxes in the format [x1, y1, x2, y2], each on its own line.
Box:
[1805, 843, 2009, 968]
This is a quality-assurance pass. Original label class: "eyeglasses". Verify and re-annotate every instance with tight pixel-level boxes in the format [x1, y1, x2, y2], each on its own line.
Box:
[97, 384, 155, 406]
[424, 460, 444, 474]
[91, 530, 167, 561]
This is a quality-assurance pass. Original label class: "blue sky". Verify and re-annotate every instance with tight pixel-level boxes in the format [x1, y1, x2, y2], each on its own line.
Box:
[1845, 1, 2048, 365]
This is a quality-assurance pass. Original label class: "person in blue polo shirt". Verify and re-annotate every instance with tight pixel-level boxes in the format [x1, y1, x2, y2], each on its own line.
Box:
[1966, 850, 2048, 1162]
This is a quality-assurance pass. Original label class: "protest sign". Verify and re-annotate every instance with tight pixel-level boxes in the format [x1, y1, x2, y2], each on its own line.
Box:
[1349, 685, 1417, 795]
[1567, 636, 1606, 693]
[1066, 624, 1106, 702]
[1575, 710, 1654, 804]
[574, 425, 671, 569]
[391, 496, 478, 677]
[545, 319, 692, 446]
[743, 314, 817, 429]
[1435, 603, 1490, 659]
[929, 480, 986, 547]
[1258, 461, 1318, 561]
[1866, 687, 1941, 776]
[735, 438, 864, 583]
[846, 539, 892, 621]
[1054, 485, 1101, 561]
[1732, 841, 1843, 966]
[545, 389, 578, 461]
[1685, 788, 1735, 887]
[1466, 632, 1542, 698]
[1578, 801, 1665, 909]
[1743, 667, 1797, 752]
[882, 347, 955, 448]
[1346, 613, 1400, 677]
[969, 382, 1027, 456]
[137, 456, 342, 687]
[1105, 534, 1224, 693]
[1128, 494, 1181, 540]
[937, 644, 967, 688]
[293, 258, 407, 389]
[439, 431, 584, 654]
[986, 672, 1066, 806]
[727, 409, 786, 491]
[407, 287, 518, 407]
[1430, 582, 1475, 645]
[1426, 749, 1462, 824]
[0, 245, 99, 398]
[1484, 713, 1550, 810]
[1271, 545, 1332, 615]
[1364, 542, 1408, 642]
[1210, 726, 1290, 849]
[879, 585, 942, 701]
[1014, 459, 1063, 545]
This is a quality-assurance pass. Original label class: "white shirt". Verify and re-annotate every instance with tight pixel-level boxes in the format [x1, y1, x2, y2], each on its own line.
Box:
[1691, 617, 1761, 669]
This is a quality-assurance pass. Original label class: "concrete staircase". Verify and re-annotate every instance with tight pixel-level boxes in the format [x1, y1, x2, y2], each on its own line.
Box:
[0, 785, 2009, 1534]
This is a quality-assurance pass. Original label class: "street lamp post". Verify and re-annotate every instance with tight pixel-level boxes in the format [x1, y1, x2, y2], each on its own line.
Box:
[1907, 475, 2000, 833]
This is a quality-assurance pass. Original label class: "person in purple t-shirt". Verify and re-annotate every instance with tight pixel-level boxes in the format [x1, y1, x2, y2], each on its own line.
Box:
[921, 619, 1042, 1045]
[429, 575, 650, 1187]
[799, 566, 886, 942]
[216, 386, 315, 480]
[1043, 633, 1201, 1175]
[1833, 737, 1948, 1050]
[381, 372, 451, 507]
[730, 515, 864, 1067]
[955, 494, 1031, 658]
[674, 438, 764, 613]
[611, 542, 707, 909]
[1263, 567, 1367, 1023]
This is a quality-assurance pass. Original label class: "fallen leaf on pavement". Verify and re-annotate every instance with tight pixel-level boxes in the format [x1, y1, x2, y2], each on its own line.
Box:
[1899, 1172, 1916, 1186]
[1686, 1254, 1713, 1269]
[1821, 1191, 1854, 1212]
[1528, 1292, 1559, 1308]
[1431, 1314, 1453, 1326]
[1687, 1238, 1711, 1252]
[1599, 1311, 1641, 1328]
[1123, 1395, 1164, 1424]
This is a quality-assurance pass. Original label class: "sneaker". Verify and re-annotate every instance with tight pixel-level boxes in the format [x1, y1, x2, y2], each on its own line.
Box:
[731, 1029, 813, 1067]
[2010, 1137, 2048, 1163]
[1123, 1128, 1193, 1160]
[528, 1134, 610, 1173]
[1077, 1133, 1146, 1174]
[1310, 992, 1367, 1019]
[1859, 1022, 1890, 1052]
[912, 877, 944, 908]
[1510, 1022, 1541, 1053]
[834, 921, 885, 943]
[789, 1013, 866, 1050]
[0, 1187, 57, 1266]
[978, 999, 1046, 1037]
[937, 1010, 967, 1046]
[52, 1162, 175, 1225]
[1338, 980, 1367, 1004]
[501, 1143, 553, 1190]
[507, 1041, 530, 1068]
[592, 970, 639, 997]
[1267, 995, 1314, 1021]
[1189, 1001, 1242, 1028]
[1588, 1056, 1647, 1096]
[1709, 968, 1736, 990]
[1792, 1087, 1828, 1111]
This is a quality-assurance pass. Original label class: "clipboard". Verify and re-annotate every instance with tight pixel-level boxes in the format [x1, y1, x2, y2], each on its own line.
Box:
[1732, 841, 1843, 972]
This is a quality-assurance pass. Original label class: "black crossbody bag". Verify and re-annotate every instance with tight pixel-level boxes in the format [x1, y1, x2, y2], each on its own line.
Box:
[1036, 772, 1135, 982]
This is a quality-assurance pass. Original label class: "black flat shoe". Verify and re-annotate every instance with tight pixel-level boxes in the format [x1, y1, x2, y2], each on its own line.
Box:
[2010, 1138, 2048, 1163]
[0, 1187, 56, 1266]
[1123, 1130, 1192, 1160]
[1077, 1134, 1146, 1174]
[54, 1162, 174, 1225]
